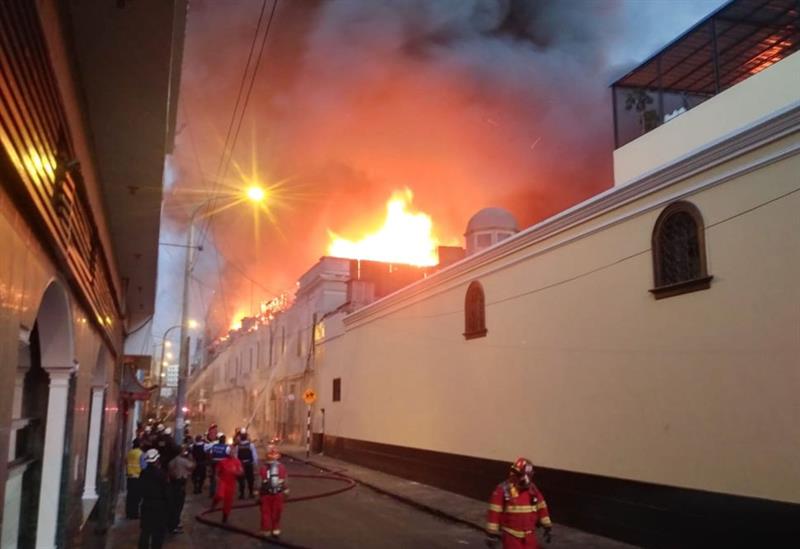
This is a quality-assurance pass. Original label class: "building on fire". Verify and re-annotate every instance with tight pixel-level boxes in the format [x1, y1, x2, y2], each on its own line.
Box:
[0, 2, 185, 547]
[190, 1, 799, 546]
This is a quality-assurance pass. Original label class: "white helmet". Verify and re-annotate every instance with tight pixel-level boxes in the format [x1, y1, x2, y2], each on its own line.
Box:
[240, 428, 247, 435]
[164, 427, 172, 436]
[145, 449, 160, 463]
[156, 423, 165, 433]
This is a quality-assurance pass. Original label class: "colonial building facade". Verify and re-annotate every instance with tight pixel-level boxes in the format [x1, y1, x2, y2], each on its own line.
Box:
[0, 1, 185, 547]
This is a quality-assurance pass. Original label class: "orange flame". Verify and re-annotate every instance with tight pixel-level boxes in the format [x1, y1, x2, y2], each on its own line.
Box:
[229, 311, 247, 331]
[327, 188, 444, 266]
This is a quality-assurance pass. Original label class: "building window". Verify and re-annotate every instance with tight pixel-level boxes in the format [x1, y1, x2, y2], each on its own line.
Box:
[464, 281, 487, 340]
[651, 201, 712, 299]
[332, 378, 341, 402]
[476, 233, 493, 248]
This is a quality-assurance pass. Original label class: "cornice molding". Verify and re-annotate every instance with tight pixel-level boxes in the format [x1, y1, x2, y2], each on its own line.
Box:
[345, 101, 800, 328]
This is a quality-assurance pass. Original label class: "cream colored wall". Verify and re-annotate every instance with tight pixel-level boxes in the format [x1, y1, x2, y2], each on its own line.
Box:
[318, 136, 800, 504]
[613, 51, 800, 186]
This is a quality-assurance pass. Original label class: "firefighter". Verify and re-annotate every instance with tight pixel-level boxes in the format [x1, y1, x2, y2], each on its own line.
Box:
[191, 434, 208, 494]
[258, 444, 288, 538]
[236, 428, 258, 499]
[486, 457, 552, 548]
[138, 449, 168, 549]
[207, 433, 228, 498]
[210, 445, 243, 523]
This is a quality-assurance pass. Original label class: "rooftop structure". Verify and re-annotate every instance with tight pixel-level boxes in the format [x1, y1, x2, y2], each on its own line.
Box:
[465, 207, 519, 256]
[611, 0, 799, 186]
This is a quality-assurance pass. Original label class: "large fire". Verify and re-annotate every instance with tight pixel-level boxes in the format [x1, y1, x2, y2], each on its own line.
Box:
[327, 188, 446, 266]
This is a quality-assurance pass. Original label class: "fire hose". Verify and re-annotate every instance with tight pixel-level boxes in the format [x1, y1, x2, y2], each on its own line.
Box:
[195, 472, 357, 548]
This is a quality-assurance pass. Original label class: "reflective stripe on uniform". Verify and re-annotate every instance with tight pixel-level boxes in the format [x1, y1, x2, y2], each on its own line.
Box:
[487, 522, 500, 532]
[505, 504, 536, 513]
[501, 526, 532, 538]
[536, 501, 548, 511]
[488, 504, 503, 512]
[540, 516, 553, 527]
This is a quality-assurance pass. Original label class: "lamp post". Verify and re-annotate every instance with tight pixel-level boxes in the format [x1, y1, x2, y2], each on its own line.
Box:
[173, 186, 266, 442]
[154, 324, 182, 418]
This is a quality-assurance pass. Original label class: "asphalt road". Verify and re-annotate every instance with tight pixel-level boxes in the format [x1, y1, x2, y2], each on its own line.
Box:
[102, 458, 492, 548]
[215, 459, 487, 548]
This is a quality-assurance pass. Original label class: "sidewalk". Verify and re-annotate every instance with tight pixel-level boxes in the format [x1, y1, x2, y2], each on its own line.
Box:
[279, 445, 637, 549]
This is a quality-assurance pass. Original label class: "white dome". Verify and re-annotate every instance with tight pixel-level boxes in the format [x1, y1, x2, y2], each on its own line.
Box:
[465, 207, 518, 235]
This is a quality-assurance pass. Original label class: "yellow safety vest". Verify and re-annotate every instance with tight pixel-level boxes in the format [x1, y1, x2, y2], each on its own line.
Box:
[126, 448, 142, 478]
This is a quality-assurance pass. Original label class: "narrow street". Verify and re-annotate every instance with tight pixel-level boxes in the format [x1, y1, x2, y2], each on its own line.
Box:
[102, 458, 489, 548]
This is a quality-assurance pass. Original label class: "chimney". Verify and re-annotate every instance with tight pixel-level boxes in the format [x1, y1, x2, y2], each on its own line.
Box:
[437, 245, 465, 268]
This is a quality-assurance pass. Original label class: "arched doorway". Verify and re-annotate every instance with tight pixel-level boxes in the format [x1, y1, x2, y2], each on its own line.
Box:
[82, 347, 109, 502]
[27, 281, 75, 549]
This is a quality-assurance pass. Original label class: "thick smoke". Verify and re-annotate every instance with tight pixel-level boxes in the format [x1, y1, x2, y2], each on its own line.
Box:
[157, 0, 722, 340]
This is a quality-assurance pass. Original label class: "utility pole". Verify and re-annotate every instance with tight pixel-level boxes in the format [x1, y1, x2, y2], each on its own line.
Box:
[172, 186, 265, 442]
[174, 216, 195, 443]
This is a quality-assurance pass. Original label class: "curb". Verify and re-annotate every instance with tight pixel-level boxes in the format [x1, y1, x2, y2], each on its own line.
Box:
[283, 452, 487, 535]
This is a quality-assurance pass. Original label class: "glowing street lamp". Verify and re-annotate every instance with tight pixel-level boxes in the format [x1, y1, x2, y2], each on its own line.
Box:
[174, 187, 264, 442]
[187, 319, 200, 330]
[246, 185, 266, 203]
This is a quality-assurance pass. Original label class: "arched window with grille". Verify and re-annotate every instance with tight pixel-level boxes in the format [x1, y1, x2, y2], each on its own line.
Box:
[464, 281, 487, 339]
[651, 201, 713, 299]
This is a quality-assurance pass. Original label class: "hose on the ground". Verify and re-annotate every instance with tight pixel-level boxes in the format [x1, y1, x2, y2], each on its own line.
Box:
[195, 471, 356, 548]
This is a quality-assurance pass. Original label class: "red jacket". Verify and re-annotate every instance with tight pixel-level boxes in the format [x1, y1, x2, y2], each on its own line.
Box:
[216, 456, 243, 498]
[486, 481, 551, 539]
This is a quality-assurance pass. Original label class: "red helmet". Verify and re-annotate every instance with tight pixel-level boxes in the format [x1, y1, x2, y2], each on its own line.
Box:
[510, 457, 534, 486]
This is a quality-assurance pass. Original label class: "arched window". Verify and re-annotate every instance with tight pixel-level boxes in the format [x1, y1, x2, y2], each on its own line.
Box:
[651, 201, 712, 299]
[464, 281, 487, 339]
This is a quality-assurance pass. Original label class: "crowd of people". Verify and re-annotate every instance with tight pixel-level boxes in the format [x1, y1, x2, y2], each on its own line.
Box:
[126, 420, 552, 549]
[125, 421, 289, 549]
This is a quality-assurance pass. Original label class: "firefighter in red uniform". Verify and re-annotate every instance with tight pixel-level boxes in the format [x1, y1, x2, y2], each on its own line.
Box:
[210, 445, 243, 523]
[486, 457, 552, 548]
[258, 444, 288, 538]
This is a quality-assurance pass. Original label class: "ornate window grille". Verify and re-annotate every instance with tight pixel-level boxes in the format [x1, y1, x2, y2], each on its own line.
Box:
[651, 201, 712, 299]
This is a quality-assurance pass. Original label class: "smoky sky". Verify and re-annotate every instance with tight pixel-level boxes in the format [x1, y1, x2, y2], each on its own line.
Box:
[154, 0, 725, 343]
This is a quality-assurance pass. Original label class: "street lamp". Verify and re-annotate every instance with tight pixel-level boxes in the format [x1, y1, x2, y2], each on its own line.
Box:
[154, 323, 183, 417]
[173, 186, 266, 441]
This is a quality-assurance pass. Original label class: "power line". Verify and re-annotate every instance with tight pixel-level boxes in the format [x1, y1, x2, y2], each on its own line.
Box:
[181, 0, 279, 335]
[195, 0, 279, 252]
[195, 0, 269, 236]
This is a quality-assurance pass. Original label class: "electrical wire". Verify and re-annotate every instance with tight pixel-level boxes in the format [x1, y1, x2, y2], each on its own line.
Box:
[195, 0, 279, 253]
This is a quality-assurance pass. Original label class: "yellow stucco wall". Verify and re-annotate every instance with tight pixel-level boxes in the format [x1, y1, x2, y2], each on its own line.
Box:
[317, 135, 800, 504]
